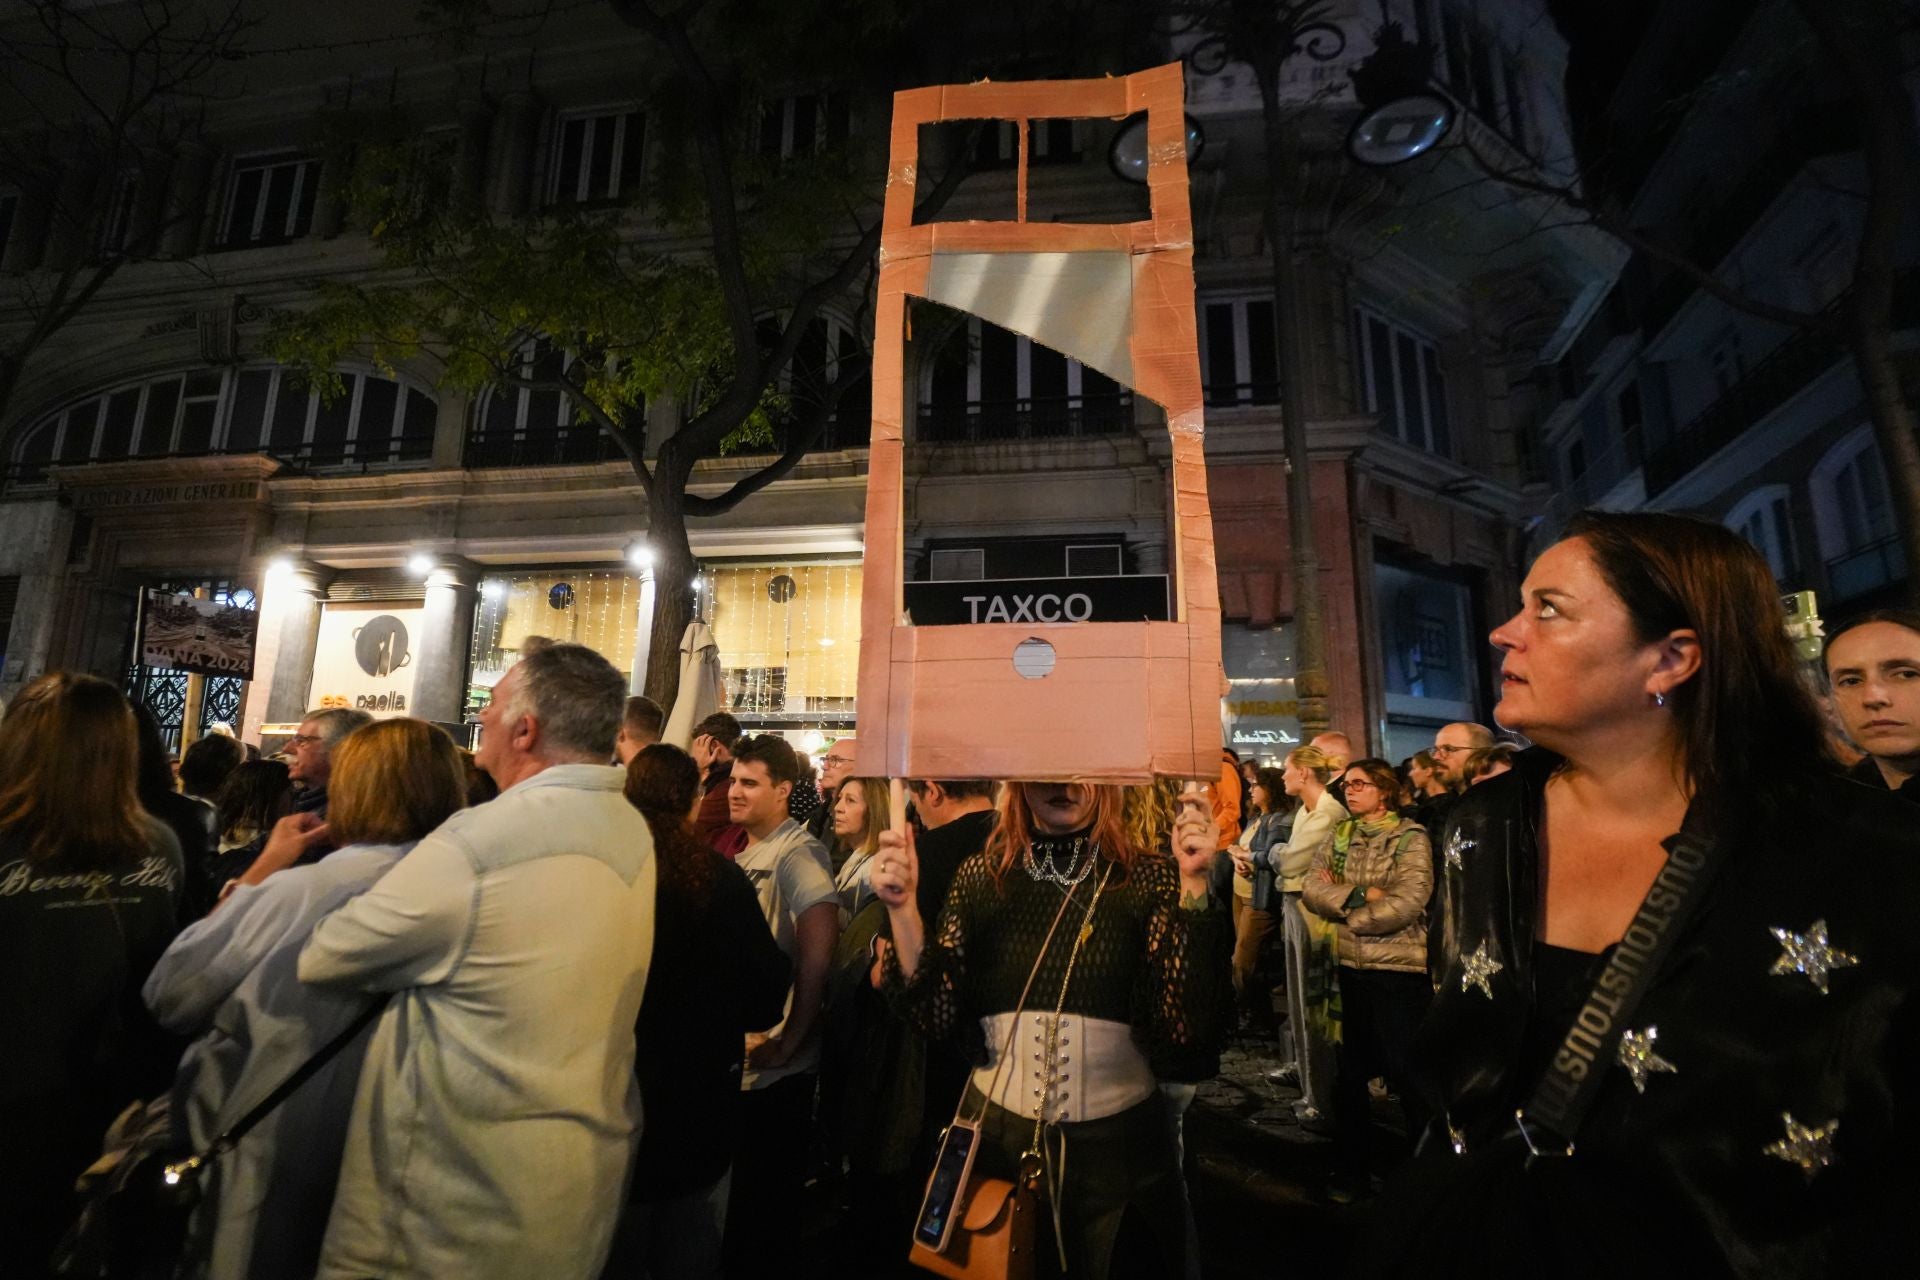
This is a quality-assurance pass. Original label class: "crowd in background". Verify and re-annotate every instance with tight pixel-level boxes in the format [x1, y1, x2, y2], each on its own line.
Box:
[3, 511, 1919, 1279]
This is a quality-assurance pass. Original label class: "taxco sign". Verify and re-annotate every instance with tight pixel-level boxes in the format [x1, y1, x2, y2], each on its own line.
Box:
[903, 575, 1172, 627]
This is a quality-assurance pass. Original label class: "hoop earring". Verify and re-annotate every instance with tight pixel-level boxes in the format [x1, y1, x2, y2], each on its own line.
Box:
[1651, 691, 1667, 709]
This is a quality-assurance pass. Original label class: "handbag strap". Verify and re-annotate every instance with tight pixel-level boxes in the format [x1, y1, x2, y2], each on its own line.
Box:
[1513, 819, 1728, 1158]
[169, 997, 388, 1178]
[957, 859, 1107, 1131]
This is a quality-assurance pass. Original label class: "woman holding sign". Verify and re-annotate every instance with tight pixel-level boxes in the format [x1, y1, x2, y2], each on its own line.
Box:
[1365, 511, 1920, 1278]
[871, 780, 1230, 1279]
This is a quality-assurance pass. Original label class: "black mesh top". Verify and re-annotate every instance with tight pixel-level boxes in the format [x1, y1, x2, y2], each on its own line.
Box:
[885, 828, 1233, 1083]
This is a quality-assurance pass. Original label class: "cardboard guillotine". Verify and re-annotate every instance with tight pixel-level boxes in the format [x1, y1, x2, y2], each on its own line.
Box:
[855, 63, 1223, 784]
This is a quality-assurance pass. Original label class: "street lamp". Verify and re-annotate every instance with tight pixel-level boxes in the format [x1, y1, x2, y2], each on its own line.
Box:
[1346, 22, 1455, 166]
[1108, 112, 1207, 184]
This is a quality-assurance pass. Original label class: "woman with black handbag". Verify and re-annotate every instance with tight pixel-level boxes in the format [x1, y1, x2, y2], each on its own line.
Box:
[1370, 511, 1920, 1277]
[870, 780, 1230, 1279]
[0, 674, 184, 1280]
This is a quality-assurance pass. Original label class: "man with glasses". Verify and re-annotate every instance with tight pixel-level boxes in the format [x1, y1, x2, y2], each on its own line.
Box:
[1428, 722, 1494, 791]
[225, 707, 373, 882]
[805, 737, 858, 846]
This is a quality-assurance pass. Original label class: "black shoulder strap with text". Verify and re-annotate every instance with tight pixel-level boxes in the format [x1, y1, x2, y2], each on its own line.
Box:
[1514, 818, 1731, 1157]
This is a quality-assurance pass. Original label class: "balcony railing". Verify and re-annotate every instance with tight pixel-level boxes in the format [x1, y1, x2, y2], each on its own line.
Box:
[463, 429, 625, 469]
[919, 393, 1134, 444]
[1643, 317, 1846, 497]
[1826, 533, 1909, 604]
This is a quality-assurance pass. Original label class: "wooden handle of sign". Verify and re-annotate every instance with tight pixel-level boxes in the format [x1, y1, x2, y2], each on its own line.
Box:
[890, 778, 908, 836]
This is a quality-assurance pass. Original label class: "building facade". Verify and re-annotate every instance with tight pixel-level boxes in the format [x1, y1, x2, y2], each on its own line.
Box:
[1529, 0, 1916, 616]
[0, 0, 1617, 762]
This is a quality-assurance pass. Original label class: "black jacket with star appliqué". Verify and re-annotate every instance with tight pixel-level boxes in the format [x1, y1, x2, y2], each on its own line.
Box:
[1367, 747, 1920, 1279]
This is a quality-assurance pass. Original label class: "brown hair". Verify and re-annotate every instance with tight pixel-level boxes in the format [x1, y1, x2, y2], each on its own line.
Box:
[1563, 510, 1832, 797]
[327, 719, 467, 846]
[1121, 779, 1184, 859]
[1409, 749, 1438, 773]
[1342, 757, 1405, 811]
[1252, 766, 1294, 815]
[836, 778, 892, 857]
[0, 673, 150, 869]
[733, 733, 801, 787]
[987, 783, 1137, 886]
[625, 742, 716, 904]
[1826, 608, 1920, 665]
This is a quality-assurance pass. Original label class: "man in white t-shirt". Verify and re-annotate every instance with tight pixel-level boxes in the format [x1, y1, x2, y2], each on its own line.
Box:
[722, 733, 839, 1273]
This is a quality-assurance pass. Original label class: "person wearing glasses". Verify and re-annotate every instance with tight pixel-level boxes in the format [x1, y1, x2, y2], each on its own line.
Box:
[806, 737, 859, 846]
[1428, 722, 1494, 792]
[221, 708, 373, 888]
[1299, 759, 1432, 1202]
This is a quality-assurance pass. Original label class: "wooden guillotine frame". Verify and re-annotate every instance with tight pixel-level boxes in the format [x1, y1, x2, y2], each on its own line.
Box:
[855, 63, 1223, 784]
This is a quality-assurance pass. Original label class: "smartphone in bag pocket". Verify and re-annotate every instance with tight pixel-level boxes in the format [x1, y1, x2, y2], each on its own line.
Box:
[913, 1118, 982, 1254]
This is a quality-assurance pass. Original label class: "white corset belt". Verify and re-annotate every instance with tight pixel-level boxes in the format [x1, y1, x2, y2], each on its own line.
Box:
[972, 1012, 1157, 1124]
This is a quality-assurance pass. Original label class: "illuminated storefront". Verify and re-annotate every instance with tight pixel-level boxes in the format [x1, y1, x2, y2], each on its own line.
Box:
[1220, 623, 1300, 768]
[465, 559, 863, 732]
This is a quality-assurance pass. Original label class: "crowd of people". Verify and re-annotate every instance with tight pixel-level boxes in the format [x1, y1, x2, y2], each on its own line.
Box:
[3, 510, 1918, 1279]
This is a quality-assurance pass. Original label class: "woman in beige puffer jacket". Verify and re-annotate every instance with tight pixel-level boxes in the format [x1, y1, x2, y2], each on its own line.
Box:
[1300, 757, 1433, 1201]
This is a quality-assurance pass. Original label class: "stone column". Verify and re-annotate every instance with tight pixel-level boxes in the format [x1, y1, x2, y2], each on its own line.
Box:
[489, 90, 541, 219]
[411, 559, 480, 726]
[160, 139, 216, 258]
[432, 388, 470, 469]
[245, 560, 333, 739]
[1129, 539, 1169, 575]
[630, 566, 657, 693]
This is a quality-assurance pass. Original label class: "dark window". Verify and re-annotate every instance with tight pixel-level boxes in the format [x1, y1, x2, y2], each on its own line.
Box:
[268, 375, 310, 451]
[15, 418, 56, 481]
[138, 379, 181, 454]
[99, 174, 140, 254]
[228, 370, 273, 452]
[57, 402, 99, 461]
[217, 156, 320, 248]
[99, 388, 140, 459]
[1201, 297, 1280, 406]
[176, 371, 223, 454]
[1355, 308, 1449, 456]
[1617, 382, 1644, 465]
[761, 94, 850, 159]
[552, 110, 644, 204]
[0, 190, 17, 260]
[311, 380, 353, 463]
[402, 387, 437, 459]
[357, 377, 399, 462]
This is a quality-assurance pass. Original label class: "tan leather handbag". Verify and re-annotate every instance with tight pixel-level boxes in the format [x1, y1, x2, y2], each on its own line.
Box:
[907, 1161, 1040, 1280]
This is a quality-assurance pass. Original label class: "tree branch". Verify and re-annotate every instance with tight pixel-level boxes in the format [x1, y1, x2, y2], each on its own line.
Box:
[682, 364, 866, 516]
[1458, 131, 1823, 331]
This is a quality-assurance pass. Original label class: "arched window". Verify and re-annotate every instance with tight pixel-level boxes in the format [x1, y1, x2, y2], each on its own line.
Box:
[1811, 426, 1904, 601]
[757, 312, 869, 451]
[468, 341, 627, 467]
[1725, 484, 1797, 583]
[6, 365, 436, 486]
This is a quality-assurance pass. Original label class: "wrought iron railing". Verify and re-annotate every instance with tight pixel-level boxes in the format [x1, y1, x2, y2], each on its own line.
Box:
[919, 393, 1135, 443]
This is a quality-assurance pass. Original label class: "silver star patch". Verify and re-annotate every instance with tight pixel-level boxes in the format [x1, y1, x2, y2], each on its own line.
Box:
[1458, 940, 1502, 999]
[1763, 1112, 1838, 1181]
[1443, 831, 1475, 871]
[1769, 919, 1859, 994]
[1616, 1025, 1677, 1094]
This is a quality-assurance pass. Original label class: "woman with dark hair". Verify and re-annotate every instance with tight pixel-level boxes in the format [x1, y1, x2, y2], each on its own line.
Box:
[210, 759, 295, 873]
[606, 744, 790, 1280]
[1367, 511, 1920, 1277]
[179, 732, 246, 805]
[147, 718, 467, 1280]
[1300, 758, 1431, 1202]
[871, 781, 1231, 1278]
[0, 674, 184, 1279]
[133, 704, 221, 918]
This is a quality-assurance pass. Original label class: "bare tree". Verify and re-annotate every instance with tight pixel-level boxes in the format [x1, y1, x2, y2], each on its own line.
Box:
[0, 0, 255, 430]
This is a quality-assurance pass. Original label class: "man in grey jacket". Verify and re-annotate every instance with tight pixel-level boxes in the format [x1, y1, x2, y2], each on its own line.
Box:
[299, 644, 656, 1280]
